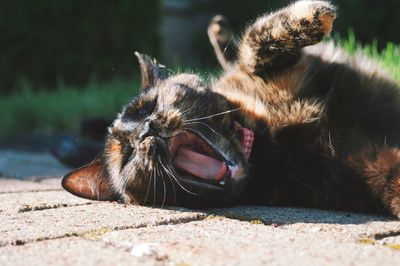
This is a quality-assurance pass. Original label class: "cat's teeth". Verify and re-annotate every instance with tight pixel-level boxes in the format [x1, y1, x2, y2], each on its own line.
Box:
[219, 180, 225, 186]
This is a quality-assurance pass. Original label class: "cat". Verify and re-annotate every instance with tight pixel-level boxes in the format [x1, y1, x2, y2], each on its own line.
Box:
[62, 0, 400, 218]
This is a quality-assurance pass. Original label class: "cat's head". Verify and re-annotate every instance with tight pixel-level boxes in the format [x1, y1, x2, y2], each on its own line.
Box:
[62, 53, 254, 207]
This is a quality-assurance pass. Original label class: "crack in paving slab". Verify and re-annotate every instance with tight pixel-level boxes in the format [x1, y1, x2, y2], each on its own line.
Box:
[0, 191, 95, 214]
[0, 189, 63, 195]
[6, 212, 207, 247]
[357, 237, 400, 251]
[207, 207, 394, 225]
[94, 218, 400, 266]
[17, 202, 96, 213]
[355, 230, 400, 251]
[0, 203, 208, 247]
[373, 230, 400, 240]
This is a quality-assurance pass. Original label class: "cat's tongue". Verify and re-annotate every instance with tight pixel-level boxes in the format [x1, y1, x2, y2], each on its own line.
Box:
[174, 147, 227, 181]
[171, 126, 254, 182]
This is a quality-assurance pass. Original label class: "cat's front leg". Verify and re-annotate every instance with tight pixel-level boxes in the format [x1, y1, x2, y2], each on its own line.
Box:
[239, 0, 336, 74]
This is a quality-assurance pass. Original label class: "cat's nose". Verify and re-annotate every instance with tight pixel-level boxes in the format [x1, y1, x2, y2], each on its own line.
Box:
[139, 120, 156, 141]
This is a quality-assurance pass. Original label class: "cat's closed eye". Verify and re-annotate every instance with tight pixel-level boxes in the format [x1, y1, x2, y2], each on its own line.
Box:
[123, 97, 157, 121]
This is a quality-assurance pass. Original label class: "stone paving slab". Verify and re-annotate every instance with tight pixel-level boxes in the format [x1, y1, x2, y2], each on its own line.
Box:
[207, 207, 400, 242]
[0, 238, 159, 266]
[0, 200, 206, 247]
[2, 213, 398, 266]
[0, 191, 94, 214]
[98, 218, 400, 266]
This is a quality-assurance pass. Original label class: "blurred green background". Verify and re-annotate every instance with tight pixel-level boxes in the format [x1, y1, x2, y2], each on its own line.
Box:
[1, 0, 400, 143]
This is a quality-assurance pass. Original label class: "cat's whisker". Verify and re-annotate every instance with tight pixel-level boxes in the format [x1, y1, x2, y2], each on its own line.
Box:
[252, 80, 257, 118]
[328, 131, 336, 155]
[143, 168, 153, 206]
[153, 168, 157, 206]
[158, 157, 198, 196]
[159, 158, 186, 195]
[159, 164, 177, 205]
[160, 163, 177, 206]
[168, 165, 199, 196]
[162, 166, 186, 194]
[160, 168, 167, 208]
[155, 166, 166, 207]
[180, 100, 200, 116]
[223, 37, 234, 55]
[171, 176, 177, 205]
[183, 108, 240, 123]
[157, 85, 165, 112]
[163, 130, 185, 140]
[183, 121, 223, 137]
[180, 107, 191, 116]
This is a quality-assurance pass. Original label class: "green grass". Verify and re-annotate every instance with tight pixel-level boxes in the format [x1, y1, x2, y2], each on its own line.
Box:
[0, 78, 140, 141]
[1, 34, 400, 142]
[335, 30, 400, 81]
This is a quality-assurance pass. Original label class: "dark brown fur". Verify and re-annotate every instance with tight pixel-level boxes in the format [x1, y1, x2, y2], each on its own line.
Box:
[63, 1, 400, 218]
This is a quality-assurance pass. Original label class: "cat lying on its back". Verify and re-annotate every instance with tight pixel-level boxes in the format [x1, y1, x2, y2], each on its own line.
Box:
[62, 0, 400, 218]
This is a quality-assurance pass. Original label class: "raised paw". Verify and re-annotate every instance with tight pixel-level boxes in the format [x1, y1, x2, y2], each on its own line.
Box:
[239, 0, 336, 73]
[208, 15, 238, 70]
[286, 0, 336, 39]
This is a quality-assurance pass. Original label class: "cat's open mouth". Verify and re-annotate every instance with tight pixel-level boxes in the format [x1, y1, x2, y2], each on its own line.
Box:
[168, 128, 253, 187]
[169, 131, 229, 186]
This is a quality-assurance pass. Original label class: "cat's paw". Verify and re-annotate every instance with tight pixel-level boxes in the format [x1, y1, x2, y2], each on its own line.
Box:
[208, 15, 233, 47]
[287, 0, 337, 38]
[208, 15, 238, 70]
[239, 0, 336, 72]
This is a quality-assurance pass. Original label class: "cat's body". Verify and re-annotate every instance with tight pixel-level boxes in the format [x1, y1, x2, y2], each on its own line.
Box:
[63, 1, 400, 218]
[219, 41, 400, 214]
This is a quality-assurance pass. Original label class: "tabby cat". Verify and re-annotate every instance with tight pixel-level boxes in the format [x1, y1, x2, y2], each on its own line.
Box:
[62, 1, 400, 218]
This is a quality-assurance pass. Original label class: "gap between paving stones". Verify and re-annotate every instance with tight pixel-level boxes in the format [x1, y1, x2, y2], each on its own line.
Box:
[5, 212, 208, 247]
[8, 208, 400, 250]
[17, 202, 97, 213]
[5, 207, 297, 248]
[0, 190, 96, 214]
[373, 230, 400, 240]
[358, 230, 400, 250]
[0, 189, 62, 195]
[4, 207, 281, 247]
[6, 205, 400, 244]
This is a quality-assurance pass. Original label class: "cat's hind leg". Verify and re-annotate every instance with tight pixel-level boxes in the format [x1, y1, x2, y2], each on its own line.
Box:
[239, 0, 336, 73]
[348, 146, 400, 218]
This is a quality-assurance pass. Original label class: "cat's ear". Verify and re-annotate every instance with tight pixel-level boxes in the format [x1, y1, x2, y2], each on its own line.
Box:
[62, 159, 116, 201]
[135, 52, 167, 90]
